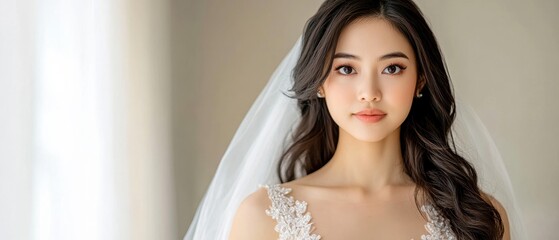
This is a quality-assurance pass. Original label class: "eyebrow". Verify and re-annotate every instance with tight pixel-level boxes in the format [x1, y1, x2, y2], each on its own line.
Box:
[333, 51, 409, 61]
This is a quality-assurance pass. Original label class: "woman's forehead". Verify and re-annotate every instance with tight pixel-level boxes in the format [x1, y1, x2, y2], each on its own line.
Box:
[334, 17, 415, 62]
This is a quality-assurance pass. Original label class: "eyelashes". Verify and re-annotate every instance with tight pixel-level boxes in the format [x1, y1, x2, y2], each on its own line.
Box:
[335, 65, 356, 75]
[382, 64, 407, 75]
[334, 63, 407, 76]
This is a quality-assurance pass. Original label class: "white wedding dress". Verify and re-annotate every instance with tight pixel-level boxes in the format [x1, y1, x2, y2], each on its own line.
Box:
[260, 184, 457, 240]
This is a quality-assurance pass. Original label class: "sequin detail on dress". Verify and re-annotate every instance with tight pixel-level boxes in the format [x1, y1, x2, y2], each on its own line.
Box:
[260, 184, 321, 240]
[420, 204, 456, 240]
[260, 184, 456, 240]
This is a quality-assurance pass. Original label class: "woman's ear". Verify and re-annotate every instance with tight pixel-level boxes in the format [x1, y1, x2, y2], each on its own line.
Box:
[317, 86, 325, 98]
[417, 75, 426, 93]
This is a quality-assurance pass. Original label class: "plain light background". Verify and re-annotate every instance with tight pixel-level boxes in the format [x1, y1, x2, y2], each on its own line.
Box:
[177, 0, 559, 239]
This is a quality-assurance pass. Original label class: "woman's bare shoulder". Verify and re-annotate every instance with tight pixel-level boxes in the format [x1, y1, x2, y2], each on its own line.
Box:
[228, 187, 277, 240]
[482, 192, 511, 240]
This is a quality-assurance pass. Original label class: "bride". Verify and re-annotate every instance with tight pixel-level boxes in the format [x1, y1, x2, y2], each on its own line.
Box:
[187, 0, 523, 239]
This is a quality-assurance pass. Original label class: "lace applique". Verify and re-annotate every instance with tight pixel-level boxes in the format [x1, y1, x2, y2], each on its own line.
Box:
[420, 204, 456, 240]
[260, 184, 321, 240]
[260, 184, 456, 240]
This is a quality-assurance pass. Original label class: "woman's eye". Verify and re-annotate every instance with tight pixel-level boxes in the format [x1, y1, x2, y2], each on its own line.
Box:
[382, 64, 406, 75]
[335, 65, 355, 75]
[335, 64, 406, 75]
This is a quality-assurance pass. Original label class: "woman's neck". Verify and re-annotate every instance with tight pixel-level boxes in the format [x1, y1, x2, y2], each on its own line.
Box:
[317, 127, 412, 193]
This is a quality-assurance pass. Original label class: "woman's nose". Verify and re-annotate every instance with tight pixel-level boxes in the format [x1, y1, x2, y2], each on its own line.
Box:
[358, 72, 382, 102]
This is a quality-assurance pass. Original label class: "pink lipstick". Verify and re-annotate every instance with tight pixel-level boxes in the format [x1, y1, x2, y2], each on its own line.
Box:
[353, 109, 386, 123]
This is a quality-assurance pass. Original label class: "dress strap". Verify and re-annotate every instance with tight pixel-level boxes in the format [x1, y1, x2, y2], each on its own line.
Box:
[420, 204, 456, 240]
[259, 184, 322, 240]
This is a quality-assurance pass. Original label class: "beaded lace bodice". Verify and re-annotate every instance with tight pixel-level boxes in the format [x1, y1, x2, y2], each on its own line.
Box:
[260, 184, 456, 240]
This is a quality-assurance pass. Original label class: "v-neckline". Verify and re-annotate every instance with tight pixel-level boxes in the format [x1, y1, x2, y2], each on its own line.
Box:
[261, 183, 457, 240]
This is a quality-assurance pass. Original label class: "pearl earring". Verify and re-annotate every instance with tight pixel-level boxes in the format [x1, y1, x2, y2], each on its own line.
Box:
[416, 92, 423, 98]
[317, 90, 325, 98]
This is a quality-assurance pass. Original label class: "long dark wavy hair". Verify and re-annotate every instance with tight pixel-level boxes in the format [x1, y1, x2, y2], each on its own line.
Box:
[277, 0, 504, 239]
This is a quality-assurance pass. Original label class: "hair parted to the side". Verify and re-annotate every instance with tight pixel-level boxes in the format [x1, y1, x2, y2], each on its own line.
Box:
[277, 0, 504, 239]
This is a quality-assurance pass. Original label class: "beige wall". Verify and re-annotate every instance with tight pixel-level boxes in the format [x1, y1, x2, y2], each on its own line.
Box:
[175, 0, 558, 238]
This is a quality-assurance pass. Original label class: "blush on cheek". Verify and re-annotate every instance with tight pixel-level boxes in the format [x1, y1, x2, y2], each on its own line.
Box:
[325, 85, 353, 102]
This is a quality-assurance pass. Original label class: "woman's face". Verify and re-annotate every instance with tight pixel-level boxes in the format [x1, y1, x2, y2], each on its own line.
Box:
[321, 17, 420, 142]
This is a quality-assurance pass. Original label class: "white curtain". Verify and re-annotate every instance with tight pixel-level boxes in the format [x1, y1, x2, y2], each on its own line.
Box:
[0, 0, 177, 239]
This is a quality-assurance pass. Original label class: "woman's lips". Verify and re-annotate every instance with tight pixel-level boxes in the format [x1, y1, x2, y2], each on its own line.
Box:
[354, 114, 386, 123]
[353, 109, 386, 123]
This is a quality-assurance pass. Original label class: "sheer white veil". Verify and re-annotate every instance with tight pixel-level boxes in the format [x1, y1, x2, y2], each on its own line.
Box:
[184, 36, 303, 240]
[452, 103, 526, 239]
[184, 35, 526, 239]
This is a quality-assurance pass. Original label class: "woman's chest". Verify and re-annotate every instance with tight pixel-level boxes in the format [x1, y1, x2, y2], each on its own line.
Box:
[262, 184, 456, 240]
[305, 200, 430, 240]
